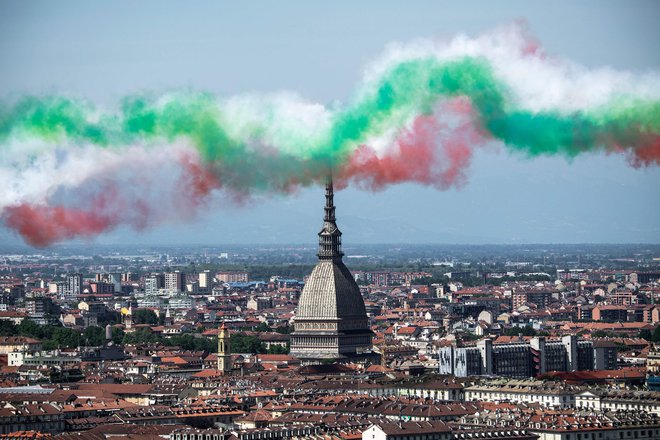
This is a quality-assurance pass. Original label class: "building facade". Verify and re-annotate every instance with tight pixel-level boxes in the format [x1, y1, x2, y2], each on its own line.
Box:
[440, 336, 599, 378]
[290, 179, 373, 363]
[165, 271, 186, 293]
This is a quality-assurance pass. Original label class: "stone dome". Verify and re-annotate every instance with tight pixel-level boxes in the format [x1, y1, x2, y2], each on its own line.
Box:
[296, 260, 367, 320]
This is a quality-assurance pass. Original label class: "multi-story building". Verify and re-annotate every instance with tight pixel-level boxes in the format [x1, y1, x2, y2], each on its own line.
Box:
[216, 271, 249, 283]
[440, 336, 598, 378]
[64, 273, 83, 301]
[465, 380, 579, 408]
[610, 290, 639, 305]
[556, 269, 588, 281]
[576, 389, 660, 415]
[145, 274, 165, 295]
[169, 295, 194, 309]
[0, 403, 65, 435]
[512, 290, 554, 309]
[493, 342, 534, 378]
[137, 295, 162, 309]
[90, 281, 115, 294]
[247, 296, 273, 311]
[48, 281, 67, 298]
[122, 272, 138, 283]
[362, 421, 452, 440]
[25, 296, 57, 324]
[593, 340, 618, 370]
[0, 336, 42, 355]
[461, 406, 660, 440]
[353, 271, 393, 286]
[165, 271, 186, 293]
[108, 273, 122, 292]
[593, 305, 646, 322]
[199, 270, 212, 290]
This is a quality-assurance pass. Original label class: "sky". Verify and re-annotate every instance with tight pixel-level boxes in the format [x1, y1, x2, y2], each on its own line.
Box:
[0, 0, 659, 246]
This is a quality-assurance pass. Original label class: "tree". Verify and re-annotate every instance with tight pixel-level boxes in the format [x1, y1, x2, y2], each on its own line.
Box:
[122, 330, 162, 345]
[275, 325, 291, 334]
[231, 333, 266, 354]
[254, 322, 272, 333]
[83, 326, 106, 347]
[503, 325, 538, 337]
[111, 327, 125, 345]
[18, 319, 45, 339]
[165, 334, 214, 352]
[267, 344, 289, 355]
[639, 329, 652, 341]
[50, 327, 81, 348]
[133, 309, 159, 325]
[0, 320, 18, 336]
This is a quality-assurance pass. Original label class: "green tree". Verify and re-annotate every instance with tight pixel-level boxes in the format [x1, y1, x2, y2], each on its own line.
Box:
[122, 330, 162, 345]
[639, 329, 652, 341]
[111, 327, 125, 345]
[267, 344, 289, 354]
[50, 327, 81, 348]
[254, 322, 272, 333]
[83, 326, 106, 346]
[133, 309, 159, 325]
[18, 319, 45, 339]
[42, 339, 58, 351]
[231, 333, 266, 354]
[165, 334, 214, 352]
[275, 325, 291, 334]
[592, 330, 613, 338]
[503, 325, 538, 337]
[0, 320, 18, 336]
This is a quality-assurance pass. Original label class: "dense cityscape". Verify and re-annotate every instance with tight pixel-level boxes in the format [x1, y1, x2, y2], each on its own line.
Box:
[1, 184, 659, 440]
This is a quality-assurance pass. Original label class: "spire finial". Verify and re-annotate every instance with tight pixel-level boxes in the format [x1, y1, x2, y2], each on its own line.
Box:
[324, 175, 336, 223]
[318, 175, 343, 261]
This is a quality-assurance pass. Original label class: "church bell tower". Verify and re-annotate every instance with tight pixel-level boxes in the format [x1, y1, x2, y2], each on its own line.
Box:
[217, 321, 232, 373]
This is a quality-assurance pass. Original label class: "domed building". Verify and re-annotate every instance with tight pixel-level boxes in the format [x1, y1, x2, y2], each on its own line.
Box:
[290, 179, 374, 363]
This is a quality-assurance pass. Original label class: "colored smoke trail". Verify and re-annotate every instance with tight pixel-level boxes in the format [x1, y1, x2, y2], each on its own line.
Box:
[1, 24, 659, 246]
[337, 98, 486, 191]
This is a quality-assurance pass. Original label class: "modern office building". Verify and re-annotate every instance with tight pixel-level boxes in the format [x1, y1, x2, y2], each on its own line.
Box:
[440, 336, 604, 378]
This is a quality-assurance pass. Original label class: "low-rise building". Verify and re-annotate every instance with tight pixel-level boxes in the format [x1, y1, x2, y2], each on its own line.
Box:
[464, 380, 579, 409]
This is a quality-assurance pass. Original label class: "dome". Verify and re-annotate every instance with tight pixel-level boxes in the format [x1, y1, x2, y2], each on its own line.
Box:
[290, 178, 373, 362]
[296, 260, 367, 320]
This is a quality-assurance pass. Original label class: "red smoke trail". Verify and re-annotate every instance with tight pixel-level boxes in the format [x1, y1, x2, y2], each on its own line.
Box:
[2, 154, 224, 247]
[3, 203, 118, 247]
[338, 97, 488, 190]
[627, 136, 660, 168]
[178, 153, 222, 210]
[338, 115, 438, 190]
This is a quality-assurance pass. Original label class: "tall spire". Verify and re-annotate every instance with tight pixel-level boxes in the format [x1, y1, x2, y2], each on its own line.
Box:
[317, 176, 343, 261]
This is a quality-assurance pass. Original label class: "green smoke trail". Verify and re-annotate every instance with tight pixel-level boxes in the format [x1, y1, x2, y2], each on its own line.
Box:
[329, 56, 660, 159]
[1, 56, 659, 172]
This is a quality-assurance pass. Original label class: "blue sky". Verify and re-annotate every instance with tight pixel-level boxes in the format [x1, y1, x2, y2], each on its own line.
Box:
[1, 0, 659, 245]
